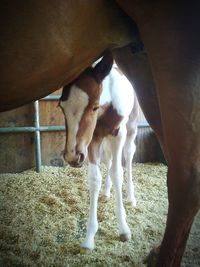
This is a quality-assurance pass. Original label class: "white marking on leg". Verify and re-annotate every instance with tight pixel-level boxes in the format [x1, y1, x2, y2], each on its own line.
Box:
[104, 165, 112, 199]
[124, 138, 137, 207]
[81, 163, 102, 250]
[109, 127, 131, 239]
[101, 139, 112, 199]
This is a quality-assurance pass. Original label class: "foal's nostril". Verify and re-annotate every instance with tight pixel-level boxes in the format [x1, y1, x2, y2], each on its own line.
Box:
[61, 151, 67, 161]
[78, 152, 85, 164]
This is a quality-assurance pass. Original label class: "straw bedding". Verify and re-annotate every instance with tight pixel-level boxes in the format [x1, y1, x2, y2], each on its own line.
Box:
[0, 163, 199, 267]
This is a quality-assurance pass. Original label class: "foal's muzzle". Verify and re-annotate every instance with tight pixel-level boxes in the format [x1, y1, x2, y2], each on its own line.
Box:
[63, 150, 85, 168]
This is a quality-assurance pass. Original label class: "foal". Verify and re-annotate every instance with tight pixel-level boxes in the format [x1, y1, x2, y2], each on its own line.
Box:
[101, 90, 139, 206]
[59, 52, 139, 252]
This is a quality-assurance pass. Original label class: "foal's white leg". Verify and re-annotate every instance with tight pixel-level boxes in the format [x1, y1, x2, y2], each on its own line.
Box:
[101, 140, 112, 200]
[109, 127, 131, 241]
[103, 159, 112, 200]
[80, 163, 102, 252]
[124, 136, 137, 207]
[101, 141, 112, 202]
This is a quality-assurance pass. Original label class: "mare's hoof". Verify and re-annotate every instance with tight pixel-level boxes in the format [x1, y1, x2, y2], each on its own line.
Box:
[120, 233, 131, 242]
[80, 247, 92, 254]
[144, 246, 160, 267]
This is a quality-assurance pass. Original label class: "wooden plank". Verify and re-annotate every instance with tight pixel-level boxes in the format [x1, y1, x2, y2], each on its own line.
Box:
[0, 104, 34, 127]
[39, 89, 65, 167]
[0, 104, 35, 173]
[134, 127, 161, 163]
[41, 131, 65, 167]
[0, 133, 35, 173]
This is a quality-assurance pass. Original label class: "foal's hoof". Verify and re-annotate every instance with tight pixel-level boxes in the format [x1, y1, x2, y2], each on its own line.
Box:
[80, 247, 92, 254]
[127, 200, 137, 207]
[120, 233, 131, 242]
[100, 195, 110, 203]
[144, 246, 160, 267]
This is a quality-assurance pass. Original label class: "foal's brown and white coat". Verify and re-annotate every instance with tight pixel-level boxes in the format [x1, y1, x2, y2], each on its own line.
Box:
[60, 52, 139, 252]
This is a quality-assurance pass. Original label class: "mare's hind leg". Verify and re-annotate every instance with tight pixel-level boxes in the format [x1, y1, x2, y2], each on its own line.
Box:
[114, 2, 200, 264]
[130, 3, 200, 265]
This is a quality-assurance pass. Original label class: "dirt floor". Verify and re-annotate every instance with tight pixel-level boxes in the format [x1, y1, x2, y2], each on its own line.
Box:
[0, 163, 199, 267]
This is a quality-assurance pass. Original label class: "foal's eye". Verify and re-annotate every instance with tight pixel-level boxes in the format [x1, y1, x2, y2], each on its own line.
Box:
[93, 106, 99, 112]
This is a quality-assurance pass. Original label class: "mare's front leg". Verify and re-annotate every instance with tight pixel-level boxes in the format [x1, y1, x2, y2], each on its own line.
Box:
[137, 5, 200, 266]
[109, 126, 131, 241]
[118, 2, 200, 265]
[80, 137, 103, 253]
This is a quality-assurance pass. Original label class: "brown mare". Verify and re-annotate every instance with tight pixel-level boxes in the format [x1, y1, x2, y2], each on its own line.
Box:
[0, 1, 200, 266]
[59, 56, 139, 252]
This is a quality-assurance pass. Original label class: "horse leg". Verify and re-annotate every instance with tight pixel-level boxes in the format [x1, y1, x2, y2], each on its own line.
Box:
[116, 48, 200, 266]
[123, 129, 137, 207]
[80, 137, 103, 253]
[103, 161, 112, 201]
[109, 126, 131, 241]
[147, 166, 200, 266]
[115, 2, 200, 265]
[154, 166, 200, 266]
[101, 139, 113, 201]
[128, 3, 200, 265]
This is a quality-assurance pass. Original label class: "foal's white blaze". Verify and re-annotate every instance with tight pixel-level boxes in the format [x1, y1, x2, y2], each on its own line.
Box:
[60, 85, 89, 162]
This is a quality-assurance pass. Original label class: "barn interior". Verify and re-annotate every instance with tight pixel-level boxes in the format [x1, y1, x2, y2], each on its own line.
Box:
[0, 89, 199, 266]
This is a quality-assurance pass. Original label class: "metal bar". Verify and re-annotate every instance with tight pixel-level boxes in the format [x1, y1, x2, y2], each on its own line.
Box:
[0, 127, 36, 133]
[0, 124, 148, 134]
[138, 122, 150, 128]
[0, 125, 65, 133]
[39, 125, 65, 131]
[0, 123, 148, 134]
[42, 95, 61, 100]
[34, 101, 42, 173]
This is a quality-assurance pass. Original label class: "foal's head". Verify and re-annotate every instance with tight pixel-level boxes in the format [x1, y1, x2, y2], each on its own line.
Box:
[59, 52, 113, 167]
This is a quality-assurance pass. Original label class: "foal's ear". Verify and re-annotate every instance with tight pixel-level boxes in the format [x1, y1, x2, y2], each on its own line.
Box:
[93, 51, 113, 83]
[60, 82, 73, 101]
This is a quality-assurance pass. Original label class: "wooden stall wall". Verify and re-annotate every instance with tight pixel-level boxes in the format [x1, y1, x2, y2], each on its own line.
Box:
[40, 90, 65, 167]
[133, 108, 163, 163]
[0, 104, 35, 173]
[0, 90, 164, 173]
[134, 128, 162, 163]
